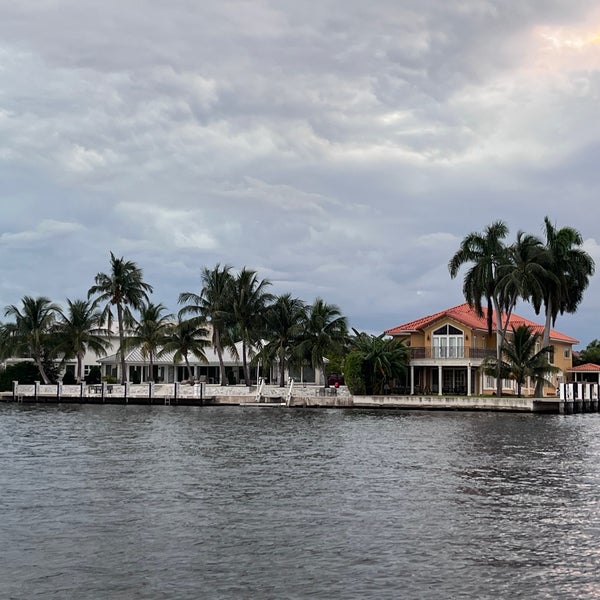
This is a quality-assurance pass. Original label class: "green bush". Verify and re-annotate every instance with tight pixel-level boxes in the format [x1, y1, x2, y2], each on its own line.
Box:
[344, 352, 366, 395]
[0, 362, 40, 391]
[85, 366, 102, 385]
[62, 370, 77, 385]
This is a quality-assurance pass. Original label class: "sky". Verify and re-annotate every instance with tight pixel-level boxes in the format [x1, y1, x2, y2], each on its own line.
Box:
[1, 0, 600, 348]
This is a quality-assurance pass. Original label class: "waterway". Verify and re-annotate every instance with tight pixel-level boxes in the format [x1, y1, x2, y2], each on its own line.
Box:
[1, 404, 600, 599]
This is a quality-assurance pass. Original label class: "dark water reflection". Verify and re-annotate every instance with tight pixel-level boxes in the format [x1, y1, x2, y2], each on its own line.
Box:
[2, 405, 600, 599]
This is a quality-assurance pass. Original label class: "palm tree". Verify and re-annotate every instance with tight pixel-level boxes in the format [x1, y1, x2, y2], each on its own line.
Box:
[348, 330, 409, 395]
[55, 299, 111, 383]
[88, 252, 153, 384]
[3, 296, 60, 384]
[231, 268, 273, 385]
[484, 325, 557, 397]
[179, 264, 234, 386]
[534, 217, 595, 396]
[261, 294, 306, 388]
[161, 316, 210, 381]
[449, 221, 509, 397]
[298, 298, 348, 387]
[496, 232, 549, 318]
[539, 216, 595, 347]
[127, 302, 173, 382]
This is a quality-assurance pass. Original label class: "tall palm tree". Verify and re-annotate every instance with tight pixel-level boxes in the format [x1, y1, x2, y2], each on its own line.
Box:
[55, 299, 111, 383]
[539, 216, 595, 348]
[3, 296, 60, 384]
[161, 316, 210, 381]
[179, 264, 234, 386]
[261, 294, 306, 388]
[449, 221, 511, 397]
[127, 302, 173, 382]
[88, 252, 153, 384]
[532, 217, 594, 396]
[231, 268, 273, 385]
[298, 298, 348, 387]
[484, 325, 557, 397]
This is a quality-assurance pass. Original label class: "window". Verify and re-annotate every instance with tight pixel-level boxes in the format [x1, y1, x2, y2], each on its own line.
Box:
[432, 324, 465, 358]
[564, 348, 570, 359]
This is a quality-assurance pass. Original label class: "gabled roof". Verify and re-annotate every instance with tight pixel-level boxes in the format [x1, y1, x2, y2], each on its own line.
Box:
[569, 363, 600, 372]
[385, 302, 579, 344]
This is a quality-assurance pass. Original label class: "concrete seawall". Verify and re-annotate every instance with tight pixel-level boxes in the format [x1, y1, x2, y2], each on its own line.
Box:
[3, 382, 594, 414]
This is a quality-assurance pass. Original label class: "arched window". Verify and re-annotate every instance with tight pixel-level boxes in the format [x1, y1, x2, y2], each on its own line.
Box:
[432, 324, 464, 358]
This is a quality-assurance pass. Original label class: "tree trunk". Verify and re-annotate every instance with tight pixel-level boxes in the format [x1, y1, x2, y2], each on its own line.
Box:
[279, 346, 286, 388]
[214, 328, 226, 385]
[184, 355, 193, 381]
[494, 299, 503, 398]
[117, 303, 127, 384]
[242, 340, 250, 385]
[35, 357, 51, 385]
[534, 304, 553, 398]
[77, 351, 84, 384]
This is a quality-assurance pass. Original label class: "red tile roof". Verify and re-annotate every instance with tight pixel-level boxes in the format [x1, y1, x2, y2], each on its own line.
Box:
[385, 302, 579, 344]
[569, 363, 600, 372]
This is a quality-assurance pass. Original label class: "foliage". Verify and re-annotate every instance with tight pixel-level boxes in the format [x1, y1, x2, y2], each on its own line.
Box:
[2, 296, 61, 384]
[259, 294, 307, 388]
[577, 340, 600, 366]
[179, 263, 234, 385]
[343, 351, 366, 395]
[0, 362, 40, 391]
[85, 365, 102, 384]
[348, 330, 409, 395]
[54, 298, 111, 383]
[126, 302, 173, 382]
[88, 252, 153, 384]
[161, 316, 210, 381]
[230, 268, 273, 385]
[483, 325, 558, 397]
[297, 298, 348, 387]
[62, 369, 76, 385]
[450, 217, 594, 398]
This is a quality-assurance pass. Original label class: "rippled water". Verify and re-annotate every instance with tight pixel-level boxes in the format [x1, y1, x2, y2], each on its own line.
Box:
[2, 404, 600, 599]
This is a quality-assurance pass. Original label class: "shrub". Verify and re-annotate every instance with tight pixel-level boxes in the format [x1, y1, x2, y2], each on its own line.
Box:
[344, 352, 366, 395]
[85, 366, 102, 385]
[62, 370, 77, 385]
[0, 362, 41, 391]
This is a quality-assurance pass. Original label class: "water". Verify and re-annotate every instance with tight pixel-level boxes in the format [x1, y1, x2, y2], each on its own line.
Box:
[2, 405, 600, 599]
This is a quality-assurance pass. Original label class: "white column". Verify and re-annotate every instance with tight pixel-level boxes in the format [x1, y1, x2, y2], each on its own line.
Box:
[467, 364, 472, 396]
[410, 365, 415, 395]
[438, 365, 443, 395]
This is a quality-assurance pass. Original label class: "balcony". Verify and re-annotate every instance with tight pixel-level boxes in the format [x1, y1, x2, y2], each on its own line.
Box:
[409, 347, 495, 360]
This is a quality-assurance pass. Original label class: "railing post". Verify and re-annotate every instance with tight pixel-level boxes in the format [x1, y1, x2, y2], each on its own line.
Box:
[12, 380, 18, 401]
[34, 381, 40, 401]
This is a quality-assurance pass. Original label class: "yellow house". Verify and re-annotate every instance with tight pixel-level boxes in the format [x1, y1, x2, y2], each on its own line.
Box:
[385, 303, 577, 397]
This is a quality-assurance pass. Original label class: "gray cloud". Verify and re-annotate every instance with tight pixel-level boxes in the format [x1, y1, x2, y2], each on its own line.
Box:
[1, 1, 599, 345]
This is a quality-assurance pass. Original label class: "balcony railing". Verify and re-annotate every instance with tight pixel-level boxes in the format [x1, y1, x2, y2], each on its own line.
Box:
[409, 347, 495, 360]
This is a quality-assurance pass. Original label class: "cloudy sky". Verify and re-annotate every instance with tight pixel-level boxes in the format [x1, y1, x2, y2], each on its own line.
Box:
[1, 0, 600, 347]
